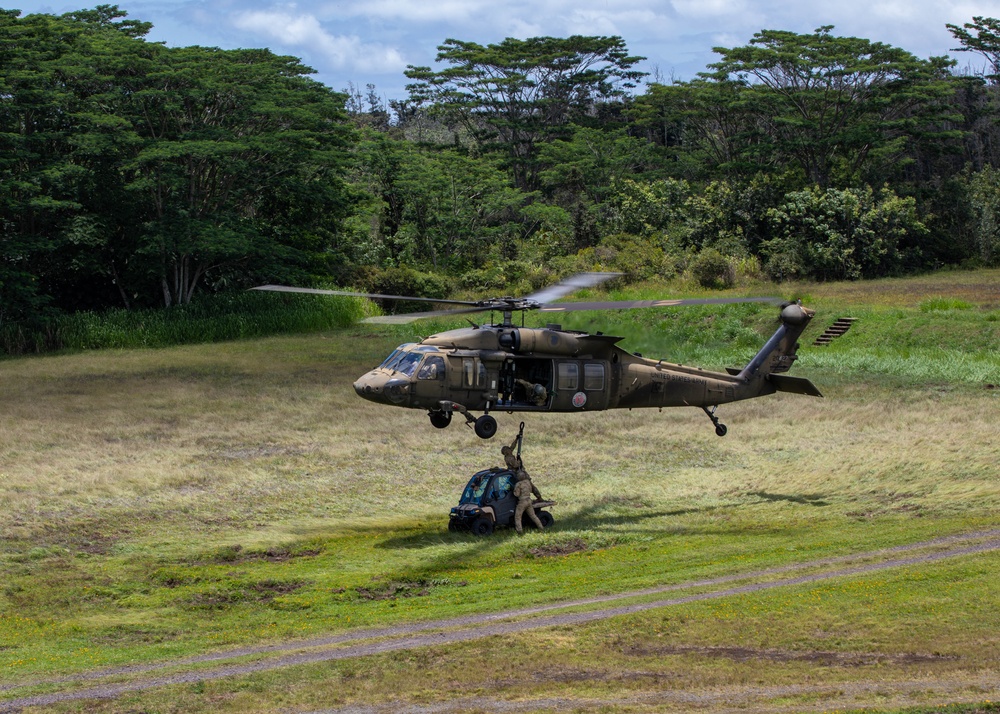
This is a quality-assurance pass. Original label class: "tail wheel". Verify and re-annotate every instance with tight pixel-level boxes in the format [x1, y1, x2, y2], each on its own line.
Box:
[474, 414, 498, 439]
[470, 516, 494, 536]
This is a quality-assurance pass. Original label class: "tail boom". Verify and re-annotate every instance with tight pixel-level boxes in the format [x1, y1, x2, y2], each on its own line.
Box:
[735, 302, 822, 399]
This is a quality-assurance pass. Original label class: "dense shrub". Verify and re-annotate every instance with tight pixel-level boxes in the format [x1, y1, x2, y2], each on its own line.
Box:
[351, 266, 451, 299]
[605, 178, 689, 237]
[546, 233, 678, 285]
[690, 248, 736, 288]
[967, 166, 1000, 266]
[682, 174, 786, 256]
[762, 185, 927, 281]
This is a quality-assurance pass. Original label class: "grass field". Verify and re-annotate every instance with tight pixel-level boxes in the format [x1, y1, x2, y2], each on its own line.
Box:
[1, 269, 999, 713]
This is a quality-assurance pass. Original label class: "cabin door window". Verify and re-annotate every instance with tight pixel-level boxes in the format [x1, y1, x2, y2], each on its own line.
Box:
[557, 362, 579, 391]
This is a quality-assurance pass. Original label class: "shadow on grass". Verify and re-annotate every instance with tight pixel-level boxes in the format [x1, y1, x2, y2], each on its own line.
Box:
[749, 491, 830, 507]
[373, 490, 829, 553]
[373, 503, 692, 551]
[358, 491, 832, 588]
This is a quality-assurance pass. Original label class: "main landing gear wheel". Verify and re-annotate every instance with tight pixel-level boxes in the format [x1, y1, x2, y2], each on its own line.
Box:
[429, 410, 452, 429]
[474, 414, 498, 439]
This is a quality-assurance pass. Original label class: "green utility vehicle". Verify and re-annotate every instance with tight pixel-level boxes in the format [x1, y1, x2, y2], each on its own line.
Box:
[448, 467, 555, 535]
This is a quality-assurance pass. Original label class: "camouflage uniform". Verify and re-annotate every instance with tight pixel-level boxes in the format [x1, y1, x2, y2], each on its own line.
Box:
[515, 378, 548, 406]
[500, 435, 522, 472]
[513, 473, 544, 534]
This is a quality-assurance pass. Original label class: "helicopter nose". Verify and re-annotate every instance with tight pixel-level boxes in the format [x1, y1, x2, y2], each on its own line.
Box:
[353, 372, 410, 405]
[353, 372, 384, 402]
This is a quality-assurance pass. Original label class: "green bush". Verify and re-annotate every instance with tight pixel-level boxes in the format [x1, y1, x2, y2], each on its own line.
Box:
[605, 178, 689, 237]
[967, 166, 1000, 266]
[762, 185, 926, 281]
[690, 248, 735, 289]
[544, 235, 678, 285]
[351, 266, 451, 299]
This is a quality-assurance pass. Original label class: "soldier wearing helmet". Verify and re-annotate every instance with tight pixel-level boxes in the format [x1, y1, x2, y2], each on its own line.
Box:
[513, 471, 544, 534]
[515, 378, 548, 406]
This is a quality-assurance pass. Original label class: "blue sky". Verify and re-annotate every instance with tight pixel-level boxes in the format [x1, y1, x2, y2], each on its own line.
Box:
[13, 0, 1000, 101]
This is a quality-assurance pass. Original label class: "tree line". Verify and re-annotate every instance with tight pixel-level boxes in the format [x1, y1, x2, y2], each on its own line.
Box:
[3, 6, 1000, 348]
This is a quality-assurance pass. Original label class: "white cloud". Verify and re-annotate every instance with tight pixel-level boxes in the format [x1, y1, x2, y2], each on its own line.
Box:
[232, 8, 407, 74]
[323, 0, 484, 24]
[671, 0, 750, 20]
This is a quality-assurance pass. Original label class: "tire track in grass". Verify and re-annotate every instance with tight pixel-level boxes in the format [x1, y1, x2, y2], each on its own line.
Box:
[2, 530, 999, 712]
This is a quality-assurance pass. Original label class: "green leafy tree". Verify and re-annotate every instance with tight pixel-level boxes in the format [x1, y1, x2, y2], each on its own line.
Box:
[1, 5, 353, 319]
[700, 27, 959, 187]
[948, 16, 1000, 82]
[946, 17, 1000, 171]
[604, 178, 688, 237]
[122, 45, 352, 306]
[0, 6, 151, 324]
[631, 79, 774, 180]
[348, 137, 528, 271]
[537, 125, 656, 206]
[681, 174, 787, 256]
[404, 36, 645, 190]
[393, 147, 526, 270]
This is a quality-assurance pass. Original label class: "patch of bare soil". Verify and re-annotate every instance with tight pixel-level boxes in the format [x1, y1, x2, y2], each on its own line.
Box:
[185, 580, 307, 609]
[354, 579, 468, 601]
[528, 538, 588, 558]
[205, 543, 323, 564]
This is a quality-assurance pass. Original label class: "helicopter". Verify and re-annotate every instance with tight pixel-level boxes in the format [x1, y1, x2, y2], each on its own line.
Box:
[253, 272, 822, 439]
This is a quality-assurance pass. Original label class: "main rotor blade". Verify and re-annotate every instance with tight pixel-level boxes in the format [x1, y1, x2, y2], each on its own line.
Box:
[251, 285, 480, 307]
[524, 272, 622, 305]
[538, 296, 785, 312]
[362, 305, 494, 324]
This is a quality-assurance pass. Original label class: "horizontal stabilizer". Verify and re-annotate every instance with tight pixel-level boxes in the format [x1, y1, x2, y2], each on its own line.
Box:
[768, 374, 823, 397]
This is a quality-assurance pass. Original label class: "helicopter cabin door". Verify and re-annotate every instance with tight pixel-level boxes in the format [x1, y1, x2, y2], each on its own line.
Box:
[414, 354, 447, 403]
[499, 357, 553, 409]
[552, 360, 610, 412]
[448, 355, 489, 409]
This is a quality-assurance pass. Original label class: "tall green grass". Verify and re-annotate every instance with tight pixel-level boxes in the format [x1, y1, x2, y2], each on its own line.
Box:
[1, 292, 371, 355]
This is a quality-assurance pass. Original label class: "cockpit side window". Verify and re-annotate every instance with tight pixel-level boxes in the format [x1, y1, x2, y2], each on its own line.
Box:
[418, 355, 445, 380]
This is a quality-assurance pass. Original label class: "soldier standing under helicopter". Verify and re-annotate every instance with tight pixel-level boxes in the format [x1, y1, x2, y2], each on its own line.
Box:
[513, 471, 544, 534]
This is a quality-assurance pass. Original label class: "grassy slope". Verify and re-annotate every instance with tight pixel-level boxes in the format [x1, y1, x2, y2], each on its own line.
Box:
[1, 268, 999, 712]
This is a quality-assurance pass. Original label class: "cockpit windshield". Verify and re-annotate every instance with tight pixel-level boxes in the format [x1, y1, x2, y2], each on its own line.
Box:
[459, 471, 492, 506]
[393, 352, 423, 377]
[378, 345, 410, 370]
[380, 344, 443, 378]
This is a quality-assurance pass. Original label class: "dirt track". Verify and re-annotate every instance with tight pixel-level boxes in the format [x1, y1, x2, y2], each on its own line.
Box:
[3, 529, 999, 713]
